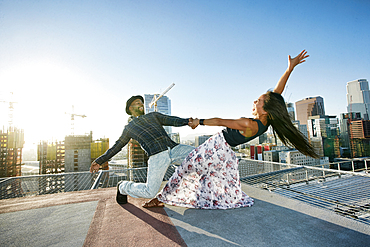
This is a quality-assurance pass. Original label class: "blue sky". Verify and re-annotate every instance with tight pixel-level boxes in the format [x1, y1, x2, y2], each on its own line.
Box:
[0, 0, 369, 149]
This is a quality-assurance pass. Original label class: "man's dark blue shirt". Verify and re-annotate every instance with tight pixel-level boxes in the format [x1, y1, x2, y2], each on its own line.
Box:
[95, 112, 189, 165]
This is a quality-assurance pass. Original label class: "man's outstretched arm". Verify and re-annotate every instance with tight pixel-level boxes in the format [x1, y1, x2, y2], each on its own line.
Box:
[90, 133, 130, 173]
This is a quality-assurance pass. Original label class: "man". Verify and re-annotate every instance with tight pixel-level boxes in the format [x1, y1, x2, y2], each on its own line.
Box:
[90, 95, 195, 204]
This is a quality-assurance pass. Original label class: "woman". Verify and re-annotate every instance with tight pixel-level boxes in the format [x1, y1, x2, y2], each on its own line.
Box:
[143, 50, 318, 209]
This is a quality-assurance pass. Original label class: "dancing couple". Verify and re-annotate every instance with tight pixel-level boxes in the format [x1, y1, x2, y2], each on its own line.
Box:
[91, 50, 317, 209]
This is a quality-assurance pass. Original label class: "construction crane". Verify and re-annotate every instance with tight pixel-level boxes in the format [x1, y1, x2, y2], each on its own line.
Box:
[65, 105, 86, 136]
[0, 92, 17, 130]
[149, 83, 175, 112]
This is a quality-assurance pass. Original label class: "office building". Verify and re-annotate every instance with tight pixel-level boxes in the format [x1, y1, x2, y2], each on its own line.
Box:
[195, 135, 212, 147]
[349, 120, 370, 139]
[346, 79, 370, 120]
[277, 150, 324, 182]
[263, 150, 280, 162]
[339, 111, 370, 158]
[279, 150, 319, 166]
[307, 115, 340, 161]
[250, 145, 262, 160]
[286, 102, 295, 121]
[307, 115, 339, 139]
[293, 120, 308, 139]
[250, 144, 277, 160]
[349, 139, 370, 158]
[144, 94, 172, 134]
[347, 120, 370, 158]
[295, 97, 325, 127]
[339, 112, 361, 153]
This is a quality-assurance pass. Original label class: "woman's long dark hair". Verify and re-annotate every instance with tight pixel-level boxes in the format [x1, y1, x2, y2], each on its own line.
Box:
[263, 91, 319, 158]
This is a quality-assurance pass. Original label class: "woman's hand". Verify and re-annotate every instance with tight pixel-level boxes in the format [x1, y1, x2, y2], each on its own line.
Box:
[273, 49, 309, 94]
[288, 50, 309, 71]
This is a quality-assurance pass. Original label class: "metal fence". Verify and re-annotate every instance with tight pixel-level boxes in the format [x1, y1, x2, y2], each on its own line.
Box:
[0, 165, 176, 200]
[239, 159, 370, 226]
[1, 158, 369, 225]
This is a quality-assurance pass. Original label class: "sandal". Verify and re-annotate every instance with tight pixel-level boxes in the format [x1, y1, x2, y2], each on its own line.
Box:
[142, 198, 165, 208]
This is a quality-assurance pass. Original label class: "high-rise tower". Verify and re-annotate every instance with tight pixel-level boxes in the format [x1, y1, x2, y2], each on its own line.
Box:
[286, 102, 295, 121]
[295, 97, 325, 127]
[144, 94, 172, 134]
[346, 79, 370, 120]
[307, 115, 340, 160]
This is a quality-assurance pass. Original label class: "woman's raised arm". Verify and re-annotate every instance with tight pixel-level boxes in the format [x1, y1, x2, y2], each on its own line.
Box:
[273, 50, 309, 95]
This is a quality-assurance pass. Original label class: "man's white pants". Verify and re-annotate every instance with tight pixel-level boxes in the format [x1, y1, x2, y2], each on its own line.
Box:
[119, 144, 194, 198]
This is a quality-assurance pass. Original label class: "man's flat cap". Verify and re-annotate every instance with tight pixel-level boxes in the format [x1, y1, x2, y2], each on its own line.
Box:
[126, 95, 144, 115]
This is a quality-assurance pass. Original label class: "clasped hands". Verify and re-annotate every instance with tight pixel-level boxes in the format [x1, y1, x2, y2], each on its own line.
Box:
[188, 118, 200, 129]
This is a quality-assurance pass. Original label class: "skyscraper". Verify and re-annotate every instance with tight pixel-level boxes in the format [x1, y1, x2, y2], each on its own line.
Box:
[286, 102, 295, 121]
[307, 115, 340, 160]
[293, 120, 308, 139]
[346, 79, 370, 120]
[339, 112, 361, 155]
[307, 115, 338, 139]
[144, 94, 172, 134]
[295, 96, 325, 127]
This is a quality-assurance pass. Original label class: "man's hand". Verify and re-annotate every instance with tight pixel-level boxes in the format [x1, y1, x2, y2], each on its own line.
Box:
[90, 161, 100, 173]
[189, 118, 200, 129]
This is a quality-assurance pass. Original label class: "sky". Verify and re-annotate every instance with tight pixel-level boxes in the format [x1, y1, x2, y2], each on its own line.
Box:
[0, 0, 369, 150]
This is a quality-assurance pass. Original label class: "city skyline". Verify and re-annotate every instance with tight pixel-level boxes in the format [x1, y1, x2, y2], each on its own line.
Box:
[0, 1, 369, 150]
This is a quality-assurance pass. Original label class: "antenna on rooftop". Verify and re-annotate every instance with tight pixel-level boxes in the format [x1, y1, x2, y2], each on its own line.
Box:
[149, 83, 175, 112]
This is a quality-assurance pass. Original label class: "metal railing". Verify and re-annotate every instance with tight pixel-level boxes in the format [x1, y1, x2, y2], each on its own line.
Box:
[1, 158, 369, 225]
[239, 159, 370, 226]
[0, 165, 176, 200]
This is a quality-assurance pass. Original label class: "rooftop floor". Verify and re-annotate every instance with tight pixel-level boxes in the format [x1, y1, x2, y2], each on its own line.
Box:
[1, 181, 369, 247]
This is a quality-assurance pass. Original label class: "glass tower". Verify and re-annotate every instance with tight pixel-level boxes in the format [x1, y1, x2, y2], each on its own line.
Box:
[295, 96, 325, 127]
[144, 94, 172, 134]
[346, 79, 370, 120]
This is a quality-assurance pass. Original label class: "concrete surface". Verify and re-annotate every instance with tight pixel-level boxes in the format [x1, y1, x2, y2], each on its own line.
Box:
[0, 183, 369, 247]
[0, 201, 97, 247]
[165, 183, 370, 246]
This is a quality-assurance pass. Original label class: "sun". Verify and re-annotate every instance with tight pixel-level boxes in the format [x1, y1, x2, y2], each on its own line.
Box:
[0, 61, 92, 147]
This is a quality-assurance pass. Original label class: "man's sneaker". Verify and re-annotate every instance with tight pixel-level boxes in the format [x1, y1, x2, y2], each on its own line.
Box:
[116, 181, 128, 204]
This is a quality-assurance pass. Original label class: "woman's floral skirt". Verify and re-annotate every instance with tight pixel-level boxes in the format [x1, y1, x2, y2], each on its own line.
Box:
[157, 132, 254, 209]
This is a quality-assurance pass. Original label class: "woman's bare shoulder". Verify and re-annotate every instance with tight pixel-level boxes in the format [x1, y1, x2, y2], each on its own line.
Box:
[237, 118, 259, 137]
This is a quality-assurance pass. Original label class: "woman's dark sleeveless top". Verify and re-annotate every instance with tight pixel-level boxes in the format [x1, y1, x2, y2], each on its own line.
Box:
[222, 119, 269, 147]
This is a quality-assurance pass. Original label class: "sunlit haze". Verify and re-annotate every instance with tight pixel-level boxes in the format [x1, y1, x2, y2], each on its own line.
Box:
[1, 1, 369, 151]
